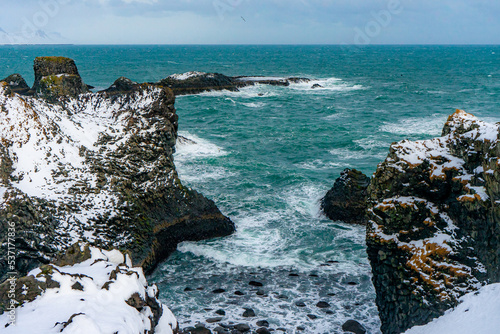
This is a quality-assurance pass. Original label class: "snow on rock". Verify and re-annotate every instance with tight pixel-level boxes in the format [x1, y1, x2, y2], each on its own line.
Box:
[0, 245, 178, 334]
[366, 110, 500, 334]
[0, 59, 234, 283]
[168, 72, 211, 80]
[404, 283, 500, 334]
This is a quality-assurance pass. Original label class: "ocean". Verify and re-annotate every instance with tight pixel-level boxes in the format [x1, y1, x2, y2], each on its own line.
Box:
[1, 45, 499, 333]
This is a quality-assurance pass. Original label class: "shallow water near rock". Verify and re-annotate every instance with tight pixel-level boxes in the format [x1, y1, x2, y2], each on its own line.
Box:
[1, 45, 499, 333]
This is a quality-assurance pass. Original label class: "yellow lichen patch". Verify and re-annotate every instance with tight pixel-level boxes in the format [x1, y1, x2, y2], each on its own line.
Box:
[400, 240, 471, 301]
[374, 202, 395, 212]
[423, 218, 435, 227]
[457, 194, 481, 202]
[452, 176, 470, 185]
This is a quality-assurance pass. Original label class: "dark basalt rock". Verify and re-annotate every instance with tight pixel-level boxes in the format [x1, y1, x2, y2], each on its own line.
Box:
[156, 72, 311, 96]
[321, 168, 370, 225]
[157, 72, 238, 96]
[0, 58, 235, 283]
[32, 56, 90, 100]
[342, 320, 366, 334]
[103, 76, 140, 94]
[0, 73, 31, 95]
[366, 110, 500, 333]
[311, 83, 323, 89]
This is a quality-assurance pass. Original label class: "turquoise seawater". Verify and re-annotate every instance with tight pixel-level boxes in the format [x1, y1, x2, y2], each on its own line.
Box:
[1, 45, 499, 333]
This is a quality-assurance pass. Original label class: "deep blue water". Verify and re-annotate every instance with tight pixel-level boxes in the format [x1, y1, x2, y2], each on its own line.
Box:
[1, 45, 499, 333]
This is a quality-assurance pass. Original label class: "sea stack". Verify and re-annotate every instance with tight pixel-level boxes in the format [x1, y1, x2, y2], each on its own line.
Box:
[32, 56, 90, 100]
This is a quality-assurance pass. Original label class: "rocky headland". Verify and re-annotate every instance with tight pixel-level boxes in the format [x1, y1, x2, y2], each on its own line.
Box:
[156, 72, 310, 96]
[0, 57, 235, 284]
[323, 110, 500, 333]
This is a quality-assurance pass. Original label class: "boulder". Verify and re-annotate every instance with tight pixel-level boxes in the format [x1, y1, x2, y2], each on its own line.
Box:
[342, 320, 366, 334]
[366, 110, 500, 333]
[321, 169, 370, 225]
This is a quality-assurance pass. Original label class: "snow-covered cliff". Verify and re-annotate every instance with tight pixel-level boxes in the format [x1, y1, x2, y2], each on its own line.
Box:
[0, 58, 235, 283]
[366, 110, 500, 333]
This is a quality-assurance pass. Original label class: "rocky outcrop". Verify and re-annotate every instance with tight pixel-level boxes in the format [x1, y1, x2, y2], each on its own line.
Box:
[32, 56, 90, 100]
[0, 74, 30, 95]
[321, 168, 369, 225]
[366, 110, 500, 333]
[0, 244, 179, 334]
[157, 72, 310, 96]
[0, 58, 235, 283]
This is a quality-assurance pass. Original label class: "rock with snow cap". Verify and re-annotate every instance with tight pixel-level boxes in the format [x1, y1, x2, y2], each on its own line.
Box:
[0, 73, 31, 95]
[366, 110, 500, 333]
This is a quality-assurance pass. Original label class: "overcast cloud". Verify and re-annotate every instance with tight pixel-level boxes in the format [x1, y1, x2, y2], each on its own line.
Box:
[0, 0, 499, 44]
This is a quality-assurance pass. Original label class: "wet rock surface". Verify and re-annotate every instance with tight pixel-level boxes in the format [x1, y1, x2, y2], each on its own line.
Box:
[156, 72, 310, 96]
[321, 168, 370, 225]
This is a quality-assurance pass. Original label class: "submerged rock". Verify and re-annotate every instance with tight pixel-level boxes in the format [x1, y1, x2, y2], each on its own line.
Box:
[321, 168, 370, 225]
[366, 110, 500, 333]
[0, 58, 235, 283]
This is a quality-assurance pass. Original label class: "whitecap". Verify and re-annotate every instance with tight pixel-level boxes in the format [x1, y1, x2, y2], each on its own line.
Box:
[354, 138, 389, 150]
[380, 115, 446, 136]
[295, 159, 347, 171]
[174, 131, 227, 159]
[241, 102, 266, 108]
[289, 77, 364, 92]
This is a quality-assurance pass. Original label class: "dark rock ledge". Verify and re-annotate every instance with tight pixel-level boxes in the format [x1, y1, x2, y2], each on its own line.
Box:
[0, 57, 235, 284]
[322, 110, 500, 333]
[156, 72, 310, 96]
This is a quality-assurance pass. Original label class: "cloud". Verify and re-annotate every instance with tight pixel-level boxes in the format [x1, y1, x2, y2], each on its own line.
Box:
[0, 0, 499, 44]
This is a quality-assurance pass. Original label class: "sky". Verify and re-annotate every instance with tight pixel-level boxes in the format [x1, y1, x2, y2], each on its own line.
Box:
[0, 0, 499, 44]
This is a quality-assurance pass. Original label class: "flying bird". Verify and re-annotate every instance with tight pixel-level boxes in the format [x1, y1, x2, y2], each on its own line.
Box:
[241, 16, 246, 22]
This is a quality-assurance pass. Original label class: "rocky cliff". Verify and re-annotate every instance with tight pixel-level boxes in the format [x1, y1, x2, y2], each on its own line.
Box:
[366, 110, 500, 333]
[0, 57, 235, 283]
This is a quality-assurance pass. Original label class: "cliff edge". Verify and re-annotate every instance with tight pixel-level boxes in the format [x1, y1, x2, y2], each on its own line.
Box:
[0, 57, 235, 283]
[366, 110, 500, 333]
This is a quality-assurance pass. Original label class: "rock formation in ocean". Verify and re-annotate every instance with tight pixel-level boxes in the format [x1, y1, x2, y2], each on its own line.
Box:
[0, 244, 179, 334]
[157, 72, 310, 96]
[0, 57, 235, 283]
[366, 110, 500, 333]
[321, 168, 369, 225]
[32, 56, 91, 100]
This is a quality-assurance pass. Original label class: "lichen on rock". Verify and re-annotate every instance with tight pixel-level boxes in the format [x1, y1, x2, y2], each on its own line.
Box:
[32, 56, 90, 100]
[366, 110, 500, 334]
